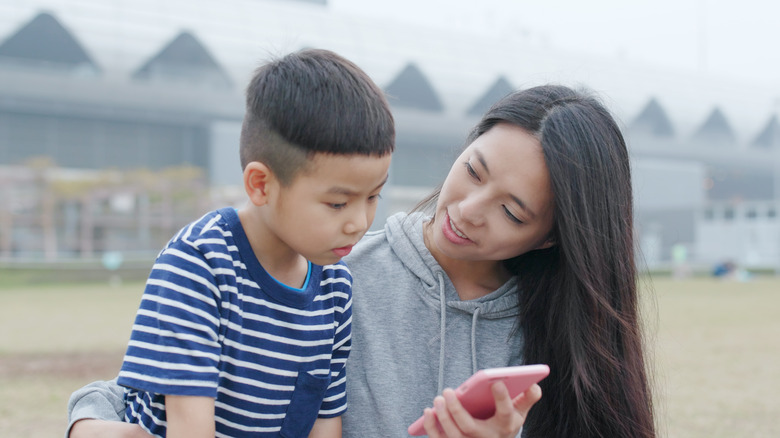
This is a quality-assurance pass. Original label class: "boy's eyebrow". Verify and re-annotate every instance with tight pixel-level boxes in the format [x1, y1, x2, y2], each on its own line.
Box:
[474, 150, 536, 220]
[326, 174, 389, 195]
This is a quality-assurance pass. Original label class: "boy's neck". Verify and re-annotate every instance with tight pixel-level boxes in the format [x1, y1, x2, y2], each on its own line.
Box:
[237, 205, 309, 289]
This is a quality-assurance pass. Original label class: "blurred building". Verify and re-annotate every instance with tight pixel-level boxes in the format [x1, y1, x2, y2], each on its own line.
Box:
[0, 0, 778, 269]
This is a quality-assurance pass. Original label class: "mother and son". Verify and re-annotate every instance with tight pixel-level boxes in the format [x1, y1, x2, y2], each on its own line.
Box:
[66, 48, 655, 438]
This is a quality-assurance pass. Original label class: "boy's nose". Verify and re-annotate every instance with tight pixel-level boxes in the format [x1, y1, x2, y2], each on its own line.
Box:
[344, 208, 369, 235]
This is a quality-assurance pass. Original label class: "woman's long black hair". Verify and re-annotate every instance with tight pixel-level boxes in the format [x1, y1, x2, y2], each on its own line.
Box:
[418, 85, 655, 437]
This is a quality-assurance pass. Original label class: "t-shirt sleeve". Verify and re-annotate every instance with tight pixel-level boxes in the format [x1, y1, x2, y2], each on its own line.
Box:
[66, 378, 126, 438]
[117, 238, 223, 398]
[318, 266, 353, 417]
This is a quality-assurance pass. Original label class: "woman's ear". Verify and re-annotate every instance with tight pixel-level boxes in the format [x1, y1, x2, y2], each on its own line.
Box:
[243, 161, 276, 206]
[537, 235, 556, 250]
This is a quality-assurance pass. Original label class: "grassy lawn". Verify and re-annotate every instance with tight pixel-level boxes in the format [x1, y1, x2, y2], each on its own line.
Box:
[0, 281, 141, 437]
[1, 276, 779, 437]
[650, 276, 780, 437]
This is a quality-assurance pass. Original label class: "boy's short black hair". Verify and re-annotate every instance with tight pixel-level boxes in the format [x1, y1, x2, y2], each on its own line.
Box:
[239, 48, 395, 185]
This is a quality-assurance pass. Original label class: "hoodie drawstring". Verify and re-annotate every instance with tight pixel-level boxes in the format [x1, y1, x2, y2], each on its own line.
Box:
[437, 272, 446, 395]
[437, 271, 482, 392]
[470, 306, 480, 375]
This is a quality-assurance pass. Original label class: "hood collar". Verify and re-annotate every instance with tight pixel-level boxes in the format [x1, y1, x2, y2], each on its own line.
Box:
[385, 212, 522, 393]
[385, 212, 520, 318]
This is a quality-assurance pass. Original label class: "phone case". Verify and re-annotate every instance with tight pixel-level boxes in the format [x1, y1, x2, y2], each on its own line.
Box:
[407, 364, 550, 436]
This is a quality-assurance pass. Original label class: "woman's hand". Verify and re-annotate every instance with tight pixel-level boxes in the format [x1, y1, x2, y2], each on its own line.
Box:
[421, 382, 542, 438]
[69, 419, 153, 438]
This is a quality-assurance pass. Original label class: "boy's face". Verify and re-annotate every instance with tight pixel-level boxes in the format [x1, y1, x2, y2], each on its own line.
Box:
[265, 152, 391, 266]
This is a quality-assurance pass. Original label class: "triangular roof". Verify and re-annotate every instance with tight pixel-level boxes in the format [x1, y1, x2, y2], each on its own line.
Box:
[133, 31, 231, 87]
[630, 97, 675, 138]
[752, 114, 780, 148]
[0, 2, 775, 151]
[0, 12, 98, 71]
[384, 63, 443, 112]
[691, 107, 736, 145]
[467, 76, 514, 116]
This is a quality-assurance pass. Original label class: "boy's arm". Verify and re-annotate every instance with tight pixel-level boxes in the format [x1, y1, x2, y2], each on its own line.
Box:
[316, 266, 353, 418]
[164, 395, 215, 438]
[308, 416, 341, 438]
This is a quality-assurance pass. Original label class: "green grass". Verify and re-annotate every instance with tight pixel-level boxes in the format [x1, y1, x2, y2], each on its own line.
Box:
[649, 276, 780, 437]
[0, 281, 143, 437]
[0, 281, 142, 355]
[1, 276, 779, 437]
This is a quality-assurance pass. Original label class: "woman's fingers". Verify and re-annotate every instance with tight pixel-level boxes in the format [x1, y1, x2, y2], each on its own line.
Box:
[422, 382, 543, 438]
[440, 388, 478, 436]
[431, 394, 462, 437]
[423, 403, 445, 438]
[487, 381, 522, 436]
[512, 383, 542, 416]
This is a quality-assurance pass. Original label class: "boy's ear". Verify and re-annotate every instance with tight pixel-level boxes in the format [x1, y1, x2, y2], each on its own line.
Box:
[243, 161, 277, 206]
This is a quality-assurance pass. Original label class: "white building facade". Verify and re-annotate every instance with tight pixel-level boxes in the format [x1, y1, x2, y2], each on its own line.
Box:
[0, 0, 778, 270]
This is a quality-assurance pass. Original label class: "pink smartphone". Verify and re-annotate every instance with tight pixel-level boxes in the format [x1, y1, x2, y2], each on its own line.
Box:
[407, 364, 550, 436]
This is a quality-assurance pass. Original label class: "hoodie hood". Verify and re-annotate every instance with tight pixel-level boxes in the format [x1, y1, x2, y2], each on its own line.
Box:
[342, 211, 526, 437]
[385, 212, 520, 319]
[384, 212, 521, 392]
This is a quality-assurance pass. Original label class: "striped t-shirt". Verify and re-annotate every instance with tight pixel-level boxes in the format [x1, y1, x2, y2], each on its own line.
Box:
[117, 208, 352, 437]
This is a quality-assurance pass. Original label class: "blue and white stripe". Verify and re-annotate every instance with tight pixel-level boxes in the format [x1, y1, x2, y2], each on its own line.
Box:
[118, 208, 352, 437]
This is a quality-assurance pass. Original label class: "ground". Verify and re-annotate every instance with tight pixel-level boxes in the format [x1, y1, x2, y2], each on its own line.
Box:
[2, 276, 779, 437]
[0, 351, 123, 437]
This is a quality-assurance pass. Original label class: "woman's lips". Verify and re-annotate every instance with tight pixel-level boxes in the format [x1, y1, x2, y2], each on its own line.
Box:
[442, 212, 470, 244]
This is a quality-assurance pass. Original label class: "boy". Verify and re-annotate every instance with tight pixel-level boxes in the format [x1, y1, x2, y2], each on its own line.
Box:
[73, 49, 394, 438]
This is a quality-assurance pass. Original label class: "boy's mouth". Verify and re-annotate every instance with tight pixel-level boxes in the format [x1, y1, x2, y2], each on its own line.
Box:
[332, 245, 353, 257]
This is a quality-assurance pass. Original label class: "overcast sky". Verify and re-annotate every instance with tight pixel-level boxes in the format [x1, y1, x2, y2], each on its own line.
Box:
[332, 0, 778, 86]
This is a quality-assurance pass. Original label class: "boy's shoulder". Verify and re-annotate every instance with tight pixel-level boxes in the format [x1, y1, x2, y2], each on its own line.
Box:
[316, 262, 353, 299]
[178, 208, 237, 240]
[164, 208, 240, 257]
[318, 262, 353, 291]
[320, 261, 352, 278]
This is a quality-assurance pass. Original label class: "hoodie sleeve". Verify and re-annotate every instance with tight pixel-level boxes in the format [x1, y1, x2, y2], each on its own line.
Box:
[66, 378, 126, 437]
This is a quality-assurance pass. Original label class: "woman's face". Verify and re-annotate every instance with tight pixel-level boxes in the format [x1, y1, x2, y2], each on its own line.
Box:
[428, 123, 555, 263]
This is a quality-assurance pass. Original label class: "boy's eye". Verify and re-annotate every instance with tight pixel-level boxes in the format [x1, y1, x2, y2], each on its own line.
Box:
[329, 203, 347, 210]
[464, 162, 480, 181]
[368, 193, 383, 203]
[503, 206, 523, 224]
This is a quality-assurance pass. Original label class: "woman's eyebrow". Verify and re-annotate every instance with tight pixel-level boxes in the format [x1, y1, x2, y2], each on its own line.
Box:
[511, 194, 536, 220]
[475, 149, 490, 174]
[474, 149, 537, 220]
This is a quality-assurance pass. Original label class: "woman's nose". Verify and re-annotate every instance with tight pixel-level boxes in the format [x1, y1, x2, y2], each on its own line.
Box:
[458, 192, 486, 226]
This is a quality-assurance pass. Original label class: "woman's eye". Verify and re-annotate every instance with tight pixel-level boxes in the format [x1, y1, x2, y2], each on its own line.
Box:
[464, 162, 480, 181]
[503, 206, 523, 224]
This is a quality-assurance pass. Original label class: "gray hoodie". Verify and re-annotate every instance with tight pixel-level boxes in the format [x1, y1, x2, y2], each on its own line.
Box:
[342, 212, 524, 437]
[66, 212, 525, 437]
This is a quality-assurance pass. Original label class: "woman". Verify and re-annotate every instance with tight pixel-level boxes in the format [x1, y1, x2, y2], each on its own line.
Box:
[68, 85, 655, 437]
